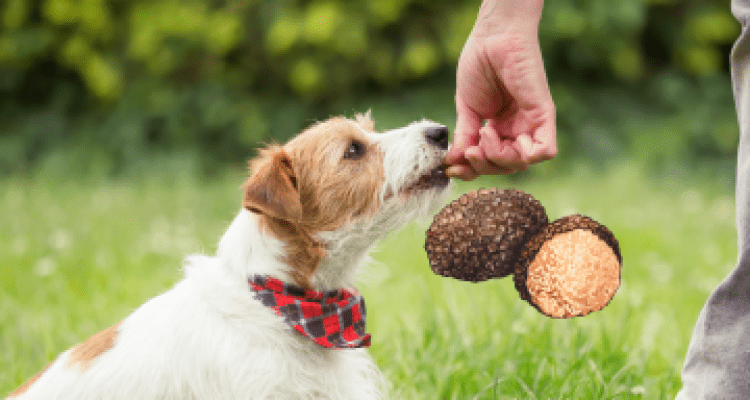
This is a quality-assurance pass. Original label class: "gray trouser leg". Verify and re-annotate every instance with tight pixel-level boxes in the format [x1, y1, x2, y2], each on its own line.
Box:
[676, 3, 750, 399]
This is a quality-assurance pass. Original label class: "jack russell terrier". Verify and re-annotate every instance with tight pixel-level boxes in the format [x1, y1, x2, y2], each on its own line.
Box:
[8, 112, 452, 399]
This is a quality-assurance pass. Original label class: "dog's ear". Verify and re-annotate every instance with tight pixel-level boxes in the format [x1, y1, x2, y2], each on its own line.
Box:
[243, 146, 302, 222]
[354, 109, 374, 131]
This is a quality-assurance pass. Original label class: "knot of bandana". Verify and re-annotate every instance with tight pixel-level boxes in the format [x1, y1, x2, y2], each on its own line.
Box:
[248, 275, 371, 349]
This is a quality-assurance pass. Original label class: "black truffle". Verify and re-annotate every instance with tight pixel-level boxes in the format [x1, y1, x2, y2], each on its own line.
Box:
[424, 188, 549, 282]
[513, 214, 622, 318]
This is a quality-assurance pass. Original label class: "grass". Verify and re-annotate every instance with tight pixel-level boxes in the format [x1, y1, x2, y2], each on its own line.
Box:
[0, 158, 738, 399]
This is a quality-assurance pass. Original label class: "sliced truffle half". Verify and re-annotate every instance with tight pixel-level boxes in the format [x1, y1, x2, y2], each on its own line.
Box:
[514, 214, 622, 318]
[425, 188, 549, 282]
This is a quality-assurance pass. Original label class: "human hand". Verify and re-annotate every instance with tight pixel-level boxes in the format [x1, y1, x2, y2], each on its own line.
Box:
[446, 0, 557, 180]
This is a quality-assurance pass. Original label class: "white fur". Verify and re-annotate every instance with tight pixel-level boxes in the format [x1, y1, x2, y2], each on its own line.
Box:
[9, 118, 452, 400]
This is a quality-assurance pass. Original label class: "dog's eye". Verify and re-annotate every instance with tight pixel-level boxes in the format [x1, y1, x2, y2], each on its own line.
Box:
[344, 140, 365, 159]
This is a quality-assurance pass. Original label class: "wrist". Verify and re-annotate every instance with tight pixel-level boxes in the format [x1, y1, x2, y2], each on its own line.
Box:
[473, 0, 544, 37]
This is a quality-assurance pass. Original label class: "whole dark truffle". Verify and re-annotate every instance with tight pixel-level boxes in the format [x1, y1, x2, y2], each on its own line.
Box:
[513, 214, 622, 318]
[425, 188, 549, 282]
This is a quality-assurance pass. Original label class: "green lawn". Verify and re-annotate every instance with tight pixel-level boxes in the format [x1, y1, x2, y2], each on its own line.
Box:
[1, 159, 737, 399]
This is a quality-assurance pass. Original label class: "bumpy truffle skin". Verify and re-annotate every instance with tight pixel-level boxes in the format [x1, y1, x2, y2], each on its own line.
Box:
[514, 214, 622, 318]
[425, 188, 549, 282]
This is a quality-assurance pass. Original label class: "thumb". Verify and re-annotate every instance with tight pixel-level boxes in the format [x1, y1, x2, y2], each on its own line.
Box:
[448, 98, 482, 165]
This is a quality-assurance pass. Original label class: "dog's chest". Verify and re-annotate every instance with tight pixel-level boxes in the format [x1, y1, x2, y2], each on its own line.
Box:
[223, 332, 379, 398]
[182, 284, 382, 398]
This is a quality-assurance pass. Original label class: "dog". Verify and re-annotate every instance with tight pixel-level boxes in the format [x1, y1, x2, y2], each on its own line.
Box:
[8, 112, 453, 399]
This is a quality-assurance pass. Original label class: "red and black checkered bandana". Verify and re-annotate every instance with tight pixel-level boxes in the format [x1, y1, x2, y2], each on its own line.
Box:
[248, 275, 371, 349]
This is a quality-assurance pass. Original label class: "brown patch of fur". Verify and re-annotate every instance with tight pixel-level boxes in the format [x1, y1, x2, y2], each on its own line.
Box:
[66, 322, 121, 369]
[244, 117, 385, 289]
[256, 216, 327, 290]
[8, 361, 54, 398]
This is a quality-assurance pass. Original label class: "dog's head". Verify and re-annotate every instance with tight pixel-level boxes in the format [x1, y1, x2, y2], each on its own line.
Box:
[243, 112, 452, 289]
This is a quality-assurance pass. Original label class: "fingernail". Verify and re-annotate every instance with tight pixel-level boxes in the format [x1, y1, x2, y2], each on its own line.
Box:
[445, 165, 462, 178]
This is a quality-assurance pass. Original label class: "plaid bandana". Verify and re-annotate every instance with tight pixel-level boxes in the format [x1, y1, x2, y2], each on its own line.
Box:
[248, 275, 371, 349]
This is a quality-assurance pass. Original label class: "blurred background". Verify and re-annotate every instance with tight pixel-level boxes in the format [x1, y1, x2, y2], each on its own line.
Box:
[0, 0, 740, 177]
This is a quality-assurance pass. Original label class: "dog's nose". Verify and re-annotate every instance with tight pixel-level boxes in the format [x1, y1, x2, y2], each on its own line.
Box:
[424, 126, 450, 150]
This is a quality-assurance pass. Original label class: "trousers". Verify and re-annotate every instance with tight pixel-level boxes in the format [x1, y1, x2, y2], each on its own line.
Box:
[676, 1, 750, 398]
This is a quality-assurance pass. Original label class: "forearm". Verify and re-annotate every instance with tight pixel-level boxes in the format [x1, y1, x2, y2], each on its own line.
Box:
[473, 0, 544, 35]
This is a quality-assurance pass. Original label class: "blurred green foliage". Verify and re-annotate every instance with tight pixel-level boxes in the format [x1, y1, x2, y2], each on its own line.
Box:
[0, 0, 740, 174]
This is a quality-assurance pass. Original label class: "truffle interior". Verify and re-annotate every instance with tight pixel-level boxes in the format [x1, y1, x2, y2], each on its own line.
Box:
[524, 229, 621, 318]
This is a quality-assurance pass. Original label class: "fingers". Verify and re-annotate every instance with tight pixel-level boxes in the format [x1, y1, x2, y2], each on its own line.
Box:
[447, 117, 548, 179]
[466, 144, 519, 175]
[445, 164, 479, 181]
[515, 124, 557, 164]
[484, 114, 557, 167]
[477, 124, 527, 171]
[446, 96, 484, 181]
[456, 119, 554, 177]
[448, 97, 482, 165]
[444, 144, 517, 180]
